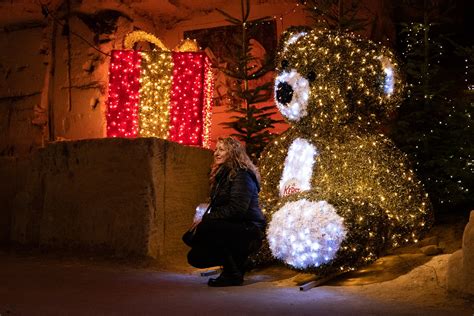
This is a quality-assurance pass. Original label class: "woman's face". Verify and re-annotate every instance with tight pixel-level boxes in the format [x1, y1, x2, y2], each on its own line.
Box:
[214, 141, 229, 166]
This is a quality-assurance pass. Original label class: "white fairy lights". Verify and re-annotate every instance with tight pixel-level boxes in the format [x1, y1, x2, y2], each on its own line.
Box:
[279, 138, 318, 197]
[194, 203, 209, 222]
[275, 69, 310, 121]
[267, 199, 347, 269]
[379, 56, 395, 96]
[284, 31, 307, 52]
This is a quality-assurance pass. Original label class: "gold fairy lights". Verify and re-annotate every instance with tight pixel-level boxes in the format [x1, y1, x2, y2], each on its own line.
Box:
[254, 28, 433, 276]
[124, 30, 169, 51]
[107, 31, 214, 147]
[139, 51, 173, 138]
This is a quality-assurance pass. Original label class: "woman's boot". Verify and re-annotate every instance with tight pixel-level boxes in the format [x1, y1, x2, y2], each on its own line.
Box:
[208, 254, 243, 287]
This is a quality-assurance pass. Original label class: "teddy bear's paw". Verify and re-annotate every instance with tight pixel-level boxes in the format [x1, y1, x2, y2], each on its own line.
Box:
[267, 199, 347, 269]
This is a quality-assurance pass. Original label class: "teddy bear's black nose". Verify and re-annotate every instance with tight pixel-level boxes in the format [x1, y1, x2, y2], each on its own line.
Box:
[276, 82, 293, 105]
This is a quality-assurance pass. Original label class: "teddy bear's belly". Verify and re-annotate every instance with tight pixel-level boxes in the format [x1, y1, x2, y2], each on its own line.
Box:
[279, 138, 319, 197]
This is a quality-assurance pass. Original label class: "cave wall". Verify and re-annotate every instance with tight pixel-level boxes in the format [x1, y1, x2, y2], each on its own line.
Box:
[0, 0, 308, 156]
[160, 0, 311, 145]
[0, 1, 396, 156]
[0, 26, 47, 156]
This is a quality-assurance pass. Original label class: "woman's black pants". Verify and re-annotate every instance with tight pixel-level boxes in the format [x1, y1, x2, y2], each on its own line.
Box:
[187, 219, 262, 273]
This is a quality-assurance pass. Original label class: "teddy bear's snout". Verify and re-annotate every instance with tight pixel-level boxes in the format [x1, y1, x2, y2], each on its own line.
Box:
[276, 81, 294, 105]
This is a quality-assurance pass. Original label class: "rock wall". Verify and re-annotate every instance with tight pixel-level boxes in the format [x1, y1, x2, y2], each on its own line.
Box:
[0, 138, 213, 260]
[0, 26, 47, 156]
[0, 1, 300, 156]
[1, 1, 400, 156]
[447, 211, 474, 298]
[0, 9, 142, 156]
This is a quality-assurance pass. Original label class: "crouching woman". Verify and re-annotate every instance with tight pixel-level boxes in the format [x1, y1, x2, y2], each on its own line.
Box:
[185, 137, 266, 287]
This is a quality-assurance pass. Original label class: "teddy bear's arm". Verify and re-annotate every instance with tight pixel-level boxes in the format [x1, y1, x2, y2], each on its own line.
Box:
[257, 129, 298, 216]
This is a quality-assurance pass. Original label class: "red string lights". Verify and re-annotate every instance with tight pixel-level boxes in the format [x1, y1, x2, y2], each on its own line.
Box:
[106, 33, 214, 148]
[169, 52, 207, 146]
[106, 50, 141, 138]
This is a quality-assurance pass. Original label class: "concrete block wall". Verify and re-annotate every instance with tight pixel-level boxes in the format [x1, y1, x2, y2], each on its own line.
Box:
[0, 138, 213, 260]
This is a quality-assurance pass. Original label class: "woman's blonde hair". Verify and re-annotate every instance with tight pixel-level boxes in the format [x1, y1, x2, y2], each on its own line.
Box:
[210, 136, 260, 186]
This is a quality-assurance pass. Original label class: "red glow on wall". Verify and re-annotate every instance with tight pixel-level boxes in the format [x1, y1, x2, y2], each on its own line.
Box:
[106, 50, 141, 138]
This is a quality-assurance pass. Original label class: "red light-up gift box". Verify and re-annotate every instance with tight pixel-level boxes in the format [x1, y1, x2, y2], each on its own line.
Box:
[106, 31, 214, 148]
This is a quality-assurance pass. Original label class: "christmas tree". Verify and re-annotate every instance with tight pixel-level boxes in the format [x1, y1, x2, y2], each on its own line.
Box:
[215, 0, 283, 160]
[389, 1, 473, 214]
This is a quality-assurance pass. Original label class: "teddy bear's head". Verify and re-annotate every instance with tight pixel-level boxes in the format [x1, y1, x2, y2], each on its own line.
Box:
[274, 27, 405, 132]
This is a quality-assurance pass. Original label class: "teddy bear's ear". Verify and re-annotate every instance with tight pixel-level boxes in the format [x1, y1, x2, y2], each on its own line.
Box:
[375, 50, 405, 108]
[378, 55, 396, 97]
[278, 26, 311, 53]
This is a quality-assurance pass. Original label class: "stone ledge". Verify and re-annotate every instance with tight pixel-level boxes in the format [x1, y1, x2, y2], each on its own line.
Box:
[0, 138, 213, 260]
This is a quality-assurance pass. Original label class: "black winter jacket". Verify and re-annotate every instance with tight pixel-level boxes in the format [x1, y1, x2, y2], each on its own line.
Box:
[203, 166, 266, 231]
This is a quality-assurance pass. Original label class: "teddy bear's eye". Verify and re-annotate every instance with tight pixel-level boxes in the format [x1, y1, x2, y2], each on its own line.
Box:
[307, 71, 316, 82]
[281, 59, 289, 69]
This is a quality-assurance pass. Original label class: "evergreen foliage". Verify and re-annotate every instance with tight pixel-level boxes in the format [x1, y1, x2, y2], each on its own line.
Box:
[303, 0, 370, 32]
[303, 0, 473, 214]
[389, 2, 473, 214]
[216, 0, 283, 161]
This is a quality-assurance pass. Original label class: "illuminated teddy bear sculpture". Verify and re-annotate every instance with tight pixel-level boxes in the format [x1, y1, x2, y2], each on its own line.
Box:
[258, 27, 434, 276]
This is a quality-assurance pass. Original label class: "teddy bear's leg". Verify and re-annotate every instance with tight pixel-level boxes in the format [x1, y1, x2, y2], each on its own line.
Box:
[267, 199, 347, 269]
[267, 198, 386, 271]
